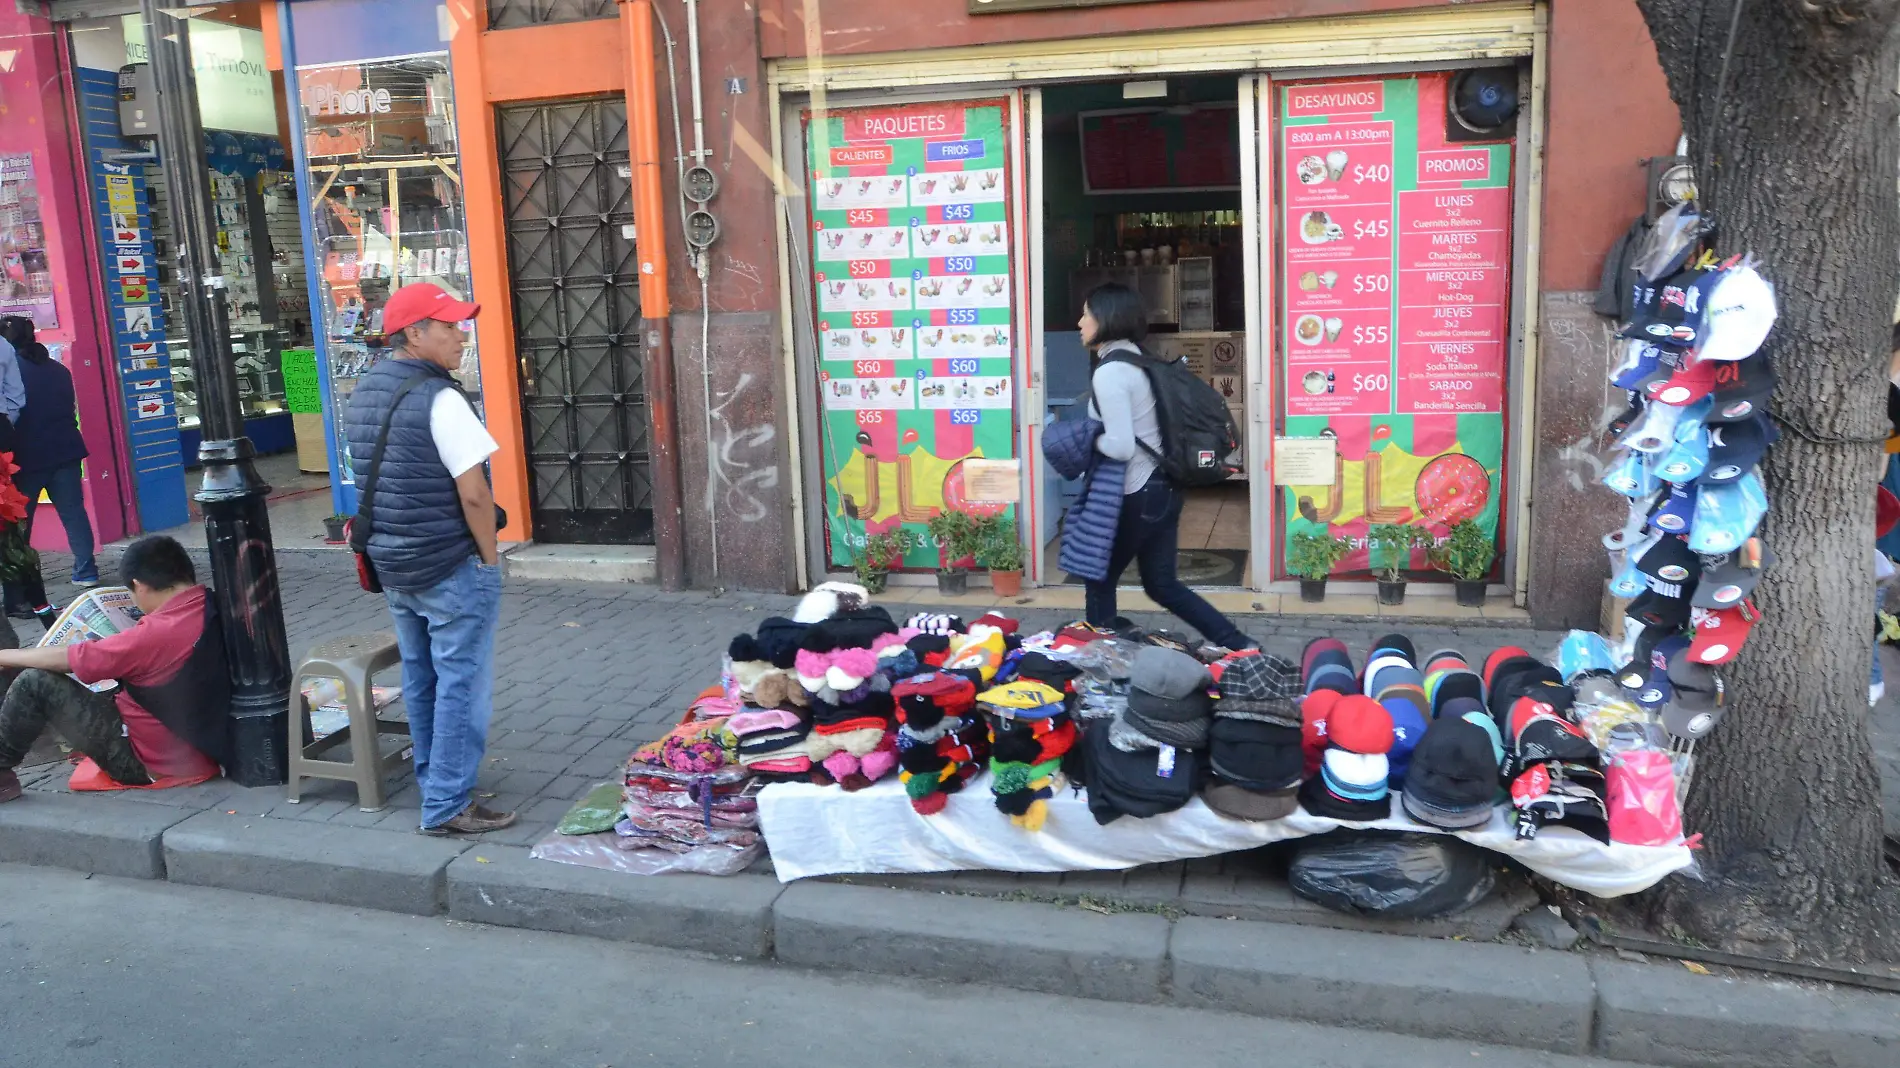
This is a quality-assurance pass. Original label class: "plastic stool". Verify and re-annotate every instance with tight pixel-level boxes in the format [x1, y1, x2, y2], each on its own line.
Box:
[287, 633, 409, 811]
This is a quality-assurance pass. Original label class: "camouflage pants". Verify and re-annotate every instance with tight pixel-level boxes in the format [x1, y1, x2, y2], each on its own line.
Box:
[0, 668, 149, 784]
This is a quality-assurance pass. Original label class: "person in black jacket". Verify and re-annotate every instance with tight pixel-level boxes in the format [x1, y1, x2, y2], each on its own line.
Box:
[0, 318, 60, 627]
[0, 317, 94, 589]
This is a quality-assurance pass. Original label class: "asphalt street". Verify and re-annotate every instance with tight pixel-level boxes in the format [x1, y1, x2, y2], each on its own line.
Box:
[0, 863, 1668, 1068]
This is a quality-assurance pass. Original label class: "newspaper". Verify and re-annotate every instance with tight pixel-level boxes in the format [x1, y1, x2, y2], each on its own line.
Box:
[36, 586, 142, 693]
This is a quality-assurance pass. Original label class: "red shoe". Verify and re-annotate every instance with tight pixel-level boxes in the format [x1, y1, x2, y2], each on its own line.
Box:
[0, 770, 22, 803]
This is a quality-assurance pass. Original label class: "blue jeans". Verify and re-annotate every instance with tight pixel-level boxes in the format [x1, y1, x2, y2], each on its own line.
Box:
[384, 555, 503, 828]
[1083, 476, 1253, 650]
[16, 461, 96, 583]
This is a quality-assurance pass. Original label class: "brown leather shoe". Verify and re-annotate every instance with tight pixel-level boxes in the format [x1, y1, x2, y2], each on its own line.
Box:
[420, 802, 518, 836]
[0, 770, 22, 803]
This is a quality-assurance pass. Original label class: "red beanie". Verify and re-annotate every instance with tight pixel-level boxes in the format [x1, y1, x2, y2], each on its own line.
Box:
[1327, 694, 1395, 755]
[1301, 690, 1341, 776]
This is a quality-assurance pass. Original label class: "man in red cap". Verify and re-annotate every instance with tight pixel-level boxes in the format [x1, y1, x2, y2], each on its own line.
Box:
[343, 282, 514, 835]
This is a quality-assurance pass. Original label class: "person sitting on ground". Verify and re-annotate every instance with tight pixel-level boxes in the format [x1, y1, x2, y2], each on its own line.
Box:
[0, 535, 228, 802]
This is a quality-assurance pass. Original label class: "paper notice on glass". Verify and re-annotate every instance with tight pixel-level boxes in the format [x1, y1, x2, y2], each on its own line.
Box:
[1273, 437, 1338, 486]
[961, 459, 1021, 503]
[38, 586, 142, 693]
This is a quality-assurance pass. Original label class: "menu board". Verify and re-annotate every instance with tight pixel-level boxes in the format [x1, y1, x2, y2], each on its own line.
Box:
[1080, 106, 1241, 193]
[805, 100, 1017, 570]
[1275, 74, 1511, 577]
[0, 154, 57, 328]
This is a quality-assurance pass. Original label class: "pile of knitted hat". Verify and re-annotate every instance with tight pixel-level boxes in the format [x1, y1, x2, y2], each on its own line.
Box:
[892, 672, 988, 815]
[1203, 649, 1304, 821]
[1401, 648, 1505, 830]
[977, 649, 1080, 831]
[793, 592, 904, 790]
[1081, 645, 1211, 825]
[1297, 637, 1397, 822]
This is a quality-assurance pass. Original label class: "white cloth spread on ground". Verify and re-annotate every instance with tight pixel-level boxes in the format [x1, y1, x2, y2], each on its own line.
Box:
[757, 776, 1693, 897]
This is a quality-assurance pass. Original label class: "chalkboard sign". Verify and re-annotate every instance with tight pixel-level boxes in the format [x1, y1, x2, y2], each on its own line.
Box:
[281, 348, 322, 414]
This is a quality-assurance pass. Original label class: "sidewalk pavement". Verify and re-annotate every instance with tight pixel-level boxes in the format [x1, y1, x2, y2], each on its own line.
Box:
[4, 547, 1898, 1066]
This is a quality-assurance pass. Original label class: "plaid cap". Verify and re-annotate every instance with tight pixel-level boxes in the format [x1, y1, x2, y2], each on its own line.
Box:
[1215, 651, 1303, 727]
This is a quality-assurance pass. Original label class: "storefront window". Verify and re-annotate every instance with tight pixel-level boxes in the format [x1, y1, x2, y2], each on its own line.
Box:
[298, 54, 477, 484]
[486, 0, 616, 31]
[0, 154, 56, 328]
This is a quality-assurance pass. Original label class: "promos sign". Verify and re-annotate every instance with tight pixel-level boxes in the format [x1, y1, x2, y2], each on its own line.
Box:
[1276, 73, 1511, 577]
[804, 100, 1017, 570]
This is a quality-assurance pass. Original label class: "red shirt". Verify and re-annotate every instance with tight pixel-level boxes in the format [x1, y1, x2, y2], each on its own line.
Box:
[68, 586, 219, 780]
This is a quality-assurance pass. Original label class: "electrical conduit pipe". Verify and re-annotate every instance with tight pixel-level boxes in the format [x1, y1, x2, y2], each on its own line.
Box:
[621, 0, 687, 589]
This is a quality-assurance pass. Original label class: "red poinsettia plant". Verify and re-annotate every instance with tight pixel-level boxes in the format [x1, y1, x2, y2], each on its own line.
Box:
[0, 451, 41, 583]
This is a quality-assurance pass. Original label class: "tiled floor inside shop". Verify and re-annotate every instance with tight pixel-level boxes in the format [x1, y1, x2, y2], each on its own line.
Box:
[151, 450, 343, 552]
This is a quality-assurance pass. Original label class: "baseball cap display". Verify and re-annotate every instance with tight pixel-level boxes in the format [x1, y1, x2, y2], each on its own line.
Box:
[1602, 451, 1661, 499]
[1693, 538, 1774, 608]
[1692, 262, 1778, 363]
[1700, 415, 1777, 483]
[1688, 471, 1767, 554]
[1611, 341, 1671, 393]
[381, 282, 482, 336]
[1619, 266, 1712, 347]
[1688, 600, 1759, 664]
[1655, 402, 1713, 482]
[1706, 349, 1776, 422]
[1650, 351, 1719, 406]
[1621, 401, 1686, 453]
[1647, 482, 1698, 535]
[1634, 535, 1700, 597]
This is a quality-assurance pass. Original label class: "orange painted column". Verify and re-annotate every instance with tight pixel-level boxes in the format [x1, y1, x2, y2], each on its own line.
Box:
[444, 0, 532, 543]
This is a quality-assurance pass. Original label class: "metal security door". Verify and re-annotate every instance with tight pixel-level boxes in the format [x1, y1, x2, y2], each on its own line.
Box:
[499, 97, 652, 544]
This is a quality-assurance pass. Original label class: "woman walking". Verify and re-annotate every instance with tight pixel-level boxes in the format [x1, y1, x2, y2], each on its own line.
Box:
[0, 318, 92, 625]
[1065, 283, 1253, 650]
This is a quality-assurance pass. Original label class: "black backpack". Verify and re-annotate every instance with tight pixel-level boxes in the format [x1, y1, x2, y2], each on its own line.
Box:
[1102, 348, 1244, 487]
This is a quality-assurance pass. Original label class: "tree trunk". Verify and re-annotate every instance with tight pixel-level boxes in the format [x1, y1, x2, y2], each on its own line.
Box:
[1632, 0, 1900, 960]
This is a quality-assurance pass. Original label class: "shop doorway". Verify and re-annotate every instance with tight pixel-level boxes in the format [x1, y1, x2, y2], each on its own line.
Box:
[1034, 77, 1255, 588]
[496, 97, 653, 545]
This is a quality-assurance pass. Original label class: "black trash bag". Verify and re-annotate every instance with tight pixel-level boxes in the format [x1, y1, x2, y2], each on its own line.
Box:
[1287, 829, 1495, 919]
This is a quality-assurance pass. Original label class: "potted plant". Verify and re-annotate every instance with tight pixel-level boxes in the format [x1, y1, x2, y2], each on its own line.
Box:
[855, 528, 917, 594]
[1368, 523, 1428, 606]
[926, 509, 983, 596]
[1287, 530, 1351, 603]
[323, 514, 349, 543]
[1429, 519, 1496, 607]
[977, 514, 1025, 597]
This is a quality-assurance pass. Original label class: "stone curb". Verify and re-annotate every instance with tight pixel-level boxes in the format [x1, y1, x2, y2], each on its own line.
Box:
[445, 847, 781, 959]
[1172, 915, 1594, 1053]
[3, 791, 1898, 1067]
[1589, 958, 1900, 1067]
[162, 810, 469, 915]
[0, 794, 192, 879]
[774, 880, 1171, 1004]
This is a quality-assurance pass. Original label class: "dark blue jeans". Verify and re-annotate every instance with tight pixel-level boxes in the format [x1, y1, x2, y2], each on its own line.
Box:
[18, 461, 96, 583]
[1083, 476, 1252, 650]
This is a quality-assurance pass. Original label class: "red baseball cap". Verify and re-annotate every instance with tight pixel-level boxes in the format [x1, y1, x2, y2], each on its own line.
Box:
[1688, 600, 1759, 664]
[1648, 356, 1717, 406]
[381, 283, 480, 336]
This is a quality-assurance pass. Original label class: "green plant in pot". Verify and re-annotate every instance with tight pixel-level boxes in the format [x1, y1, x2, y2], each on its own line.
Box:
[1367, 522, 1429, 606]
[855, 527, 918, 594]
[976, 514, 1025, 598]
[322, 514, 349, 543]
[1287, 530, 1351, 603]
[1429, 519, 1496, 607]
[926, 509, 984, 596]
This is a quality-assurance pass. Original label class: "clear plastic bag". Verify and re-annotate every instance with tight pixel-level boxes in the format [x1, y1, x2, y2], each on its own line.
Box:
[556, 782, 625, 835]
[1070, 637, 1142, 681]
[1288, 829, 1496, 918]
[530, 829, 764, 876]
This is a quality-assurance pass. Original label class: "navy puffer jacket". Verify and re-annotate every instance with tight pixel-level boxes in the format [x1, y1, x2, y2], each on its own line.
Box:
[343, 358, 477, 593]
[1044, 416, 1125, 582]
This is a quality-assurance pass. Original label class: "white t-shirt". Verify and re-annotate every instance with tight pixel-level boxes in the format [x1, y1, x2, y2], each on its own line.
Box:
[430, 388, 499, 478]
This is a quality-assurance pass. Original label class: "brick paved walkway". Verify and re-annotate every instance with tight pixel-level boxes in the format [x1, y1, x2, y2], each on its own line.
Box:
[13, 544, 1898, 857]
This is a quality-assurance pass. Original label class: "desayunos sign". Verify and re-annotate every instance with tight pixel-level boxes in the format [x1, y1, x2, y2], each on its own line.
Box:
[122, 15, 278, 136]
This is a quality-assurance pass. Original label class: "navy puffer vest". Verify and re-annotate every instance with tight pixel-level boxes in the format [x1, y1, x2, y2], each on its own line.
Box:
[343, 358, 475, 593]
